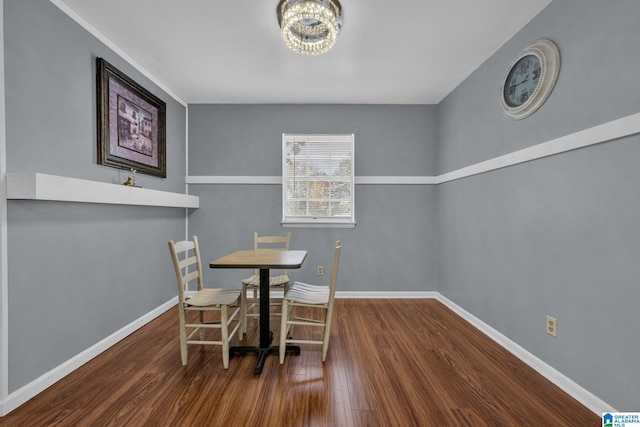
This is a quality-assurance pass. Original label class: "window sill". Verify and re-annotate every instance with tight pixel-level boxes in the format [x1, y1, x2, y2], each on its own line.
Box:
[282, 221, 356, 229]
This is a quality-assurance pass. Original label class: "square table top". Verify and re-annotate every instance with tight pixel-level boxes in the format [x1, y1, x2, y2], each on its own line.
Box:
[209, 249, 307, 270]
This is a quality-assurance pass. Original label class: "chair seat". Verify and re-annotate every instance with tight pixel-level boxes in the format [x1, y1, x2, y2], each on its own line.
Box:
[185, 288, 241, 307]
[242, 274, 289, 287]
[285, 281, 330, 304]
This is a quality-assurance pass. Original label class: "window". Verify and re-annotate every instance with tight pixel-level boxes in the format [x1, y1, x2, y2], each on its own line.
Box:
[282, 133, 355, 227]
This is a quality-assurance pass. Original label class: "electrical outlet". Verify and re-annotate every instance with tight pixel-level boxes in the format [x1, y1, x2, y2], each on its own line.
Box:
[317, 265, 324, 276]
[546, 315, 558, 337]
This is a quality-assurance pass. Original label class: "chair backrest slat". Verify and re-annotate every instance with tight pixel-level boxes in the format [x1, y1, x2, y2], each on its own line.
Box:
[178, 255, 197, 270]
[172, 240, 195, 253]
[255, 234, 290, 247]
[182, 270, 199, 286]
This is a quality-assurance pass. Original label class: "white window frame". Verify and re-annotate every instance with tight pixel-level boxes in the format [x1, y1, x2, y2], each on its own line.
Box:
[282, 133, 355, 228]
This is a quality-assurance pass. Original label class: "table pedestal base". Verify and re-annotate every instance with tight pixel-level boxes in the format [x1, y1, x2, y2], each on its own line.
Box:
[230, 344, 301, 374]
[210, 251, 307, 374]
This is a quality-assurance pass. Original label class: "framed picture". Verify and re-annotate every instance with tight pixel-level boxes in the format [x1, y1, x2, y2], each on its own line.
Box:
[96, 57, 166, 178]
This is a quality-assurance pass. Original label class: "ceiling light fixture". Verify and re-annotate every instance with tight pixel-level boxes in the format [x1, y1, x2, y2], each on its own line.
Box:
[277, 0, 343, 55]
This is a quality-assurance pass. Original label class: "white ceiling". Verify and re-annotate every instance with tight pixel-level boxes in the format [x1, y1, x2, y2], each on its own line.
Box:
[56, 0, 551, 105]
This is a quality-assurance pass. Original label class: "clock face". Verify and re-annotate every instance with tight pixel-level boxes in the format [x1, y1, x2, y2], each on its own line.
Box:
[499, 39, 560, 120]
[503, 54, 542, 108]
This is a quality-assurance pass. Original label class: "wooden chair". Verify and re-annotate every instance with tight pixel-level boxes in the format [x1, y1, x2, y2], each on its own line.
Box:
[240, 232, 291, 335]
[279, 241, 341, 364]
[168, 236, 242, 369]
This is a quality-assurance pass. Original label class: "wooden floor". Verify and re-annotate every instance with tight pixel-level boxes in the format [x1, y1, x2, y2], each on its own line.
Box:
[1, 299, 598, 426]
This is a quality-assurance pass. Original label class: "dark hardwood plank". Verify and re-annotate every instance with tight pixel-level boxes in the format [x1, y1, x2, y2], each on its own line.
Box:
[0, 299, 599, 426]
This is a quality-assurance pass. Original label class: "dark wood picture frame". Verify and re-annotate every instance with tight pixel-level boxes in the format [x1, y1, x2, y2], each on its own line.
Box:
[96, 57, 166, 178]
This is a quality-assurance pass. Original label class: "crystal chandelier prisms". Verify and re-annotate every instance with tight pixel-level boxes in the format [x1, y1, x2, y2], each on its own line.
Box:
[277, 0, 343, 55]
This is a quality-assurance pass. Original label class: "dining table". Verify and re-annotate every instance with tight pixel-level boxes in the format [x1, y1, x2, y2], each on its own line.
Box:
[210, 249, 307, 374]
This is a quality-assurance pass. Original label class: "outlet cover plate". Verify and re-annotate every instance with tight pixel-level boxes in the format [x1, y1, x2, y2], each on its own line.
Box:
[546, 315, 558, 337]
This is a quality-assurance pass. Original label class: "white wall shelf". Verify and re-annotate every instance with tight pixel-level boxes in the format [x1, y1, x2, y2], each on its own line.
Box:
[5, 173, 199, 208]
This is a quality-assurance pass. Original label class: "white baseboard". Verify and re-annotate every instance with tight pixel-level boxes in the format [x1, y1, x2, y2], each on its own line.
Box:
[336, 291, 439, 299]
[433, 293, 616, 415]
[0, 297, 177, 416]
[0, 292, 614, 416]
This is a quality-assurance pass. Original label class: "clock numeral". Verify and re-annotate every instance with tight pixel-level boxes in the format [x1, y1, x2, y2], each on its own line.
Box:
[532, 67, 541, 80]
[519, 93, 529, 103]
[508, 85, 516, 95]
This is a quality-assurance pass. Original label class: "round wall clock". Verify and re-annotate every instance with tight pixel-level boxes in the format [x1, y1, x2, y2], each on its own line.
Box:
[499, 39, 560, 120]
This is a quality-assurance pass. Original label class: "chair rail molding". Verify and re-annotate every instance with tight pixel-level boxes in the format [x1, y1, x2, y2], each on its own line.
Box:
[6, 173, 199, 208]
[186, 111, 640, 186]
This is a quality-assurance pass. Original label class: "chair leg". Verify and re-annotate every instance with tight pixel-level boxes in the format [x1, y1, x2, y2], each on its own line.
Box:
[221, 305, 230, 369]
[321, 324, 331, 362]
[240, 283, 247, 337]
[199, 310, 206, 341]
[251, 287, 258, 320]
[243, 286, 258, 331]
[178, 306, 188, 366]
[322, 306, 334, 362]
[279, 299, 289, 364]
[287, 306, 295, 339]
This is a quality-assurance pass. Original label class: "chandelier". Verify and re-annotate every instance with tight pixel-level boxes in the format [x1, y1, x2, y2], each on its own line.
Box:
[277, 0, 343, 55]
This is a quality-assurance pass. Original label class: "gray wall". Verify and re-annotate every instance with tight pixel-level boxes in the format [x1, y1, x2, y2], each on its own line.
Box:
[4, 0, 187, 392]
[187, 104, 439, 291]
[437, 0, 640, 410]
